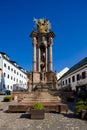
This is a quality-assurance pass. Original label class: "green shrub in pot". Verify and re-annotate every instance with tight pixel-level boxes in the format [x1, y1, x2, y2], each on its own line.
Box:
[32, 102, 44, 110]
[3, 95, 12, 102]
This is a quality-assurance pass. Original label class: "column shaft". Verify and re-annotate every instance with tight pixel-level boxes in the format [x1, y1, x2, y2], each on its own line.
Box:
[33, 37, 37, 72]
[33, 44, 36, 71]
[38, 47, 40, 72]
[49, 44, 52, 71]
[45, 46, 48, 72]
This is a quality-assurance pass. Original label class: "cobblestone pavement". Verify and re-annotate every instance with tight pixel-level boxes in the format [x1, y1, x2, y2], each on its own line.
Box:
[0, 95, 87, 130]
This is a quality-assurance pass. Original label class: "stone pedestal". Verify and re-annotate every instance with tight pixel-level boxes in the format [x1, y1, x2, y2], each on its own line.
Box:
[32, 72, 40, 83]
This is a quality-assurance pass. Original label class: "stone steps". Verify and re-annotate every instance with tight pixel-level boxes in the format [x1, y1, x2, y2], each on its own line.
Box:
[9, 91, 62, 113]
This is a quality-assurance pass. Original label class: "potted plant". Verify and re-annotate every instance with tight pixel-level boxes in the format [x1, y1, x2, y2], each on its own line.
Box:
[75, 100, 87, 119]
[3, 95, 12, 102]
[30, 102, 45, 119]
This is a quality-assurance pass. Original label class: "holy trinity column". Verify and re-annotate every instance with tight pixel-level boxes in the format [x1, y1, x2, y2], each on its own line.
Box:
[29, 18, 56, 89]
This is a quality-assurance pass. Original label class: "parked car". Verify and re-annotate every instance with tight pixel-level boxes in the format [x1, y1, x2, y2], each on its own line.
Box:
[4, 90, 11, 95]
[0, 91, 6, 95]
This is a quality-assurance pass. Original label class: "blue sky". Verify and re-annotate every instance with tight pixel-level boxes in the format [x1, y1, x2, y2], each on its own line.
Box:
[0, 0, 87, 72]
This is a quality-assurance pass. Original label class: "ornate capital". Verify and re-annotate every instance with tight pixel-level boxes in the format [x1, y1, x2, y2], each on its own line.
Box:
[33, 37, 37, 46]
[49, 38, 53, 46]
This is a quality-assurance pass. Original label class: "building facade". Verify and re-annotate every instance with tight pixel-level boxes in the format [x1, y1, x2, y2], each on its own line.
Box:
[0, 52, 27, 91]
[57, 57, 87, 92]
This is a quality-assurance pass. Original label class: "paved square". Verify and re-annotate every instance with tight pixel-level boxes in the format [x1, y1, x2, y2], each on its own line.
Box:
[0, 96, 87, 130]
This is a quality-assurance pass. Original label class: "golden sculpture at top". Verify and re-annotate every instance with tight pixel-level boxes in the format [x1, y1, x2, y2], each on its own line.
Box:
[34, 18, 51, 33]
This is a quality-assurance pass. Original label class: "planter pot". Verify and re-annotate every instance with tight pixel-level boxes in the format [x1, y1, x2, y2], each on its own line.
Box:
[81, 110, 87, 119]
[4, 99, 11, 102]
[30, 109, 44, 119]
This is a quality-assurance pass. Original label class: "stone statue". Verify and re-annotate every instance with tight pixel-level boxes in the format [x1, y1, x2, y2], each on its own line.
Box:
[40, 72, 45, 81]
[34, 18, 51, 33]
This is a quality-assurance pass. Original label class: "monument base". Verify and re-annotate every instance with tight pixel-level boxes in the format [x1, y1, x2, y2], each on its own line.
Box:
[9, 72, 62, 113]
[28, 71, 57, 91]
[9, 91, 65, 113]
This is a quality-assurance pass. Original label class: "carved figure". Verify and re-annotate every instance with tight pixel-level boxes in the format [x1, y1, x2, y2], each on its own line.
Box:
[34, 18, 51, 33]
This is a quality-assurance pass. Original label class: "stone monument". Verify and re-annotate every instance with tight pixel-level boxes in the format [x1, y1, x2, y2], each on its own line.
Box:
[9, 19, 64, 113]
[28, 18, 57, 91]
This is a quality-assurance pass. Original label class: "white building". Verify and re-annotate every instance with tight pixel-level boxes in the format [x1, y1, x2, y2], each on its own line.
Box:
[57, 57, 87, 92]
[0, 52, 27, 91]
[56, 67, 69, 80]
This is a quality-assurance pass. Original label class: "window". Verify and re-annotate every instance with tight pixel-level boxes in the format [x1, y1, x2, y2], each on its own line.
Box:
[77, 74, 80, 81]
[72, 76, 75, 82]
[14, 78, 15, 81]
[14, 70, 16, 74]
[17, 72, 19, 75]
[10, 86, 12, 90]
[7, 85, 9, 89]
[4, 63, 6, 67]
[11, 68, 13, 71]
[65, 79, 67, 85]
[68, 78, 71, 84]
[7, 74, 9, 79]
[62, 81, 64, 85]
[82, 71, 86, 79]
[11, 76, 13, 80]
[8, 66, 10, 70]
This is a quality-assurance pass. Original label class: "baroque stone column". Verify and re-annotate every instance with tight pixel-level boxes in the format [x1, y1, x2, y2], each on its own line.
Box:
[49, 38, 53, 71]
[33, 37, 37, 72]
[45, 45, 48, 72]
[38, 46, 40, 72]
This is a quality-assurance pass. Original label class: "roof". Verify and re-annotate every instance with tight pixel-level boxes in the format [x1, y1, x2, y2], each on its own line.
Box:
[56, 67, 69, 80]
[61, 57, 87, 78]
[0, 52, 9, 58]
[0, 52, 7, 55]
[0, 52, 27, 74]
[10, 61, 17, 64]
